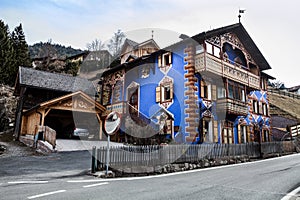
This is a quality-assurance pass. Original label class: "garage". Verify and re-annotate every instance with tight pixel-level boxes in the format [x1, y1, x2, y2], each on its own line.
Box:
[20, 91, 106, 140]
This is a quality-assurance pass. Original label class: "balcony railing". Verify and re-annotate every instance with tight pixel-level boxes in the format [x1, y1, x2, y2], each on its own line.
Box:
[106, 102, 127, 115]
[216, 98, 248, 115]
[195, 53, 260, 89]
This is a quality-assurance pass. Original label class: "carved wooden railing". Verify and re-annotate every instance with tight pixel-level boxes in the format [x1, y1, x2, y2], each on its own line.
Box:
[216, 98, 248, 115]
[195, 53, 260, 89]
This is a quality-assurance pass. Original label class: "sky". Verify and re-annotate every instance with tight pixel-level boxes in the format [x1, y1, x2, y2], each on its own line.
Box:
[1, 0, 299, 87]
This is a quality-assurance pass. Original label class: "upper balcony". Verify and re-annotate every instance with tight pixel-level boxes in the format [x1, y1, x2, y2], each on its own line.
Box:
[195, 53, 260, 89]
[216, 98, 248, 116]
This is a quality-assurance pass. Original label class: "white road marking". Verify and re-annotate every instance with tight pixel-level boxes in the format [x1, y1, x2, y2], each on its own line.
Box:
[68, 153, 300, 184]
[83, 182, 109, 188]
[27, 190, 66, 199]
[281, 186, 300, 200]
[8, 181, 49, 184]
[69, 154, 300, 183]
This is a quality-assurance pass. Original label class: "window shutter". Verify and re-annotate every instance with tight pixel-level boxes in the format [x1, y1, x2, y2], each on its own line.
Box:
[166, 120, 172, 135]
[158, 55, 162, 67]
[169, 52, 172, 64]
[170, 83, 174, 100]
[237, 125, 241, 144]
[212, 85, 216, 100]
[156, 86, 161, 103]
[213, 120, 218, 143]
[259, 102, 263, 114]
[247, 126, 251, 142]
[200, 81, 204, 98]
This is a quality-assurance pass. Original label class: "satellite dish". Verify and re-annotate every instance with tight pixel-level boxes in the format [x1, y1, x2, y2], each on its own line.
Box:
[104, 112, 121, 135]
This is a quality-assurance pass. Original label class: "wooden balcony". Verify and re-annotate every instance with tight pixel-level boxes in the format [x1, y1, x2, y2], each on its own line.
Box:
[195, 53, 260, 89]
[216, 98, 248, 115]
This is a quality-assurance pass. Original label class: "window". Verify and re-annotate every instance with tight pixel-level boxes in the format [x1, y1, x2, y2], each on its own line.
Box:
[239, 125, 248, 144]
[195, 44, 204, 54]
[261, 78, 266, 90]
[241, 89, 246, 102]
[206, 42, 213, 55]
[222, 121, 234, 144]
[228, 83, 234, 99]
[262, 103, 268, 116]
[217, 86, 226, 99]
[162, 84, 172, 101]
[158, 52, 172, 67]
[253, 100, 258, 113]
[205, 42, 220, 58]
[227, 81, 246, 102]
[156, 82, 173, 103]
[201, 80, 209, 99]
[263, 129, 270, 142]
[202, 120, 214, 143]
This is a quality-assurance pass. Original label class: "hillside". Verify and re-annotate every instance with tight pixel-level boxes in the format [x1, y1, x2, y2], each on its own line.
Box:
[269, 92, 300, 121]
[29, 42, 83, 59]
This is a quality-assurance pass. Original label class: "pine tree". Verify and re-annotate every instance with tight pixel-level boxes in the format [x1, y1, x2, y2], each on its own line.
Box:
[12, 24, 31, 67]
[0, 20, 15, 86]
[0, 21, 31, 86]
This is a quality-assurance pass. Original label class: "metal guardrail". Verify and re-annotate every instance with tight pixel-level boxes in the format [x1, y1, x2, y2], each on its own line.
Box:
[268, 88, 300, 99]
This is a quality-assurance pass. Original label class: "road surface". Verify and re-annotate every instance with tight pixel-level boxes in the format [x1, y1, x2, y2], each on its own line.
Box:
[0, 152, 299, 200]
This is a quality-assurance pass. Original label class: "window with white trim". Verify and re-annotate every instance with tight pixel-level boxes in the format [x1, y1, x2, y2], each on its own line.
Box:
[158, 52, 172, 67]
[217, 86, 226, 99]
[156, 82, 173, 103]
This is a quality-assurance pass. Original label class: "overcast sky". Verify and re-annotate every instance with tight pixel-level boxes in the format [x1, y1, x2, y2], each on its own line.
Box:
[1, 0, 299, 87]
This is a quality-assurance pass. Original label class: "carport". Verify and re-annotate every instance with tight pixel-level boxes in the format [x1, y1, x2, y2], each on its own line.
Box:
[20, 91, 106, 140]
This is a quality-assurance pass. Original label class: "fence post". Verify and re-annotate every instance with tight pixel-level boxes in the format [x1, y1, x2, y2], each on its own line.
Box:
[97, 148, 101, 170]
[91, 146, 96, 173]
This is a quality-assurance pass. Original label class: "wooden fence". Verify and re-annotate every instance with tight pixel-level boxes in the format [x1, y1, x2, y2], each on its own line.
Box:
[95, 141, 295, 169]
[36, 125, 56, 149]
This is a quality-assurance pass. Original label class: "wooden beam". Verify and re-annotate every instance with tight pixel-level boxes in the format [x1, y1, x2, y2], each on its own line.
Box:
[41, 110, 45, 126]
[44, 108, 51, 117]
[96, 114, 103, 140]
[49, 106, 98, 113]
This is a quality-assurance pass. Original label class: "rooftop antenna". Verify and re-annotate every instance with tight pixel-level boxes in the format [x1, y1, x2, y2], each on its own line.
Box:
[151, 30, 154, 39]
[238, 8, 246, 23]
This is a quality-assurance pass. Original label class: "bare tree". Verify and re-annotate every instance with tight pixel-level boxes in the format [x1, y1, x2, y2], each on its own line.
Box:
[86, 39, 105, 51]
[107, 29, 126, 57]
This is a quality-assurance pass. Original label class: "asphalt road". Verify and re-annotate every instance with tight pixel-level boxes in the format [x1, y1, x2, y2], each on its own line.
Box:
[0, 152, 299, 200]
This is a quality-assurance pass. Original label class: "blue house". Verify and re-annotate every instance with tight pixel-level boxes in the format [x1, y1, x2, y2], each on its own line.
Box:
[100, 23, 274, 144]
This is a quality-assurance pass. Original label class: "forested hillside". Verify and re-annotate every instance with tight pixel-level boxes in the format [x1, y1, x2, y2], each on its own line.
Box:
[29, 41, 83, 59]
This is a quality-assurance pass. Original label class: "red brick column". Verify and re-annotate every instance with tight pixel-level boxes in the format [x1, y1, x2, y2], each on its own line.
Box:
[184, 45, 199, 143]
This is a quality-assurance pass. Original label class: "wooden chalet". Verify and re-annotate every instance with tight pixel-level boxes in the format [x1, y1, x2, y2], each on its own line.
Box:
[14, 67, 106, 140]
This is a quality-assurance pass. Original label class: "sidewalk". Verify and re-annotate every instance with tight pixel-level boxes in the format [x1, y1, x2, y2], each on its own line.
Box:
[55, 139, 123, 152]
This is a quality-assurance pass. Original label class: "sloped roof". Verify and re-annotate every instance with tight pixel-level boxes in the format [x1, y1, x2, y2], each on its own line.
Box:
[24, 90, 106, 115]
[125, 38, 139, 47]
[15, 67, 95, 95]
[138, 39, 160, 49]
[104, 23, 272, 76]
[288, 85, 300, 92]
[191, 23, 271, 71]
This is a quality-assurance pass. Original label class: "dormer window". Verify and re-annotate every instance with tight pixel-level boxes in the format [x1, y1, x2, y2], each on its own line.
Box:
[158, 52, 172, 67]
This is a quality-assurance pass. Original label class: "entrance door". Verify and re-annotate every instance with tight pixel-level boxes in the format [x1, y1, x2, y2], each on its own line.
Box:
[128, 87, 138, 117]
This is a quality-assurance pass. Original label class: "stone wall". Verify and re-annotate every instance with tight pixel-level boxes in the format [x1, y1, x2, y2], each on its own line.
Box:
[0, 84, 18, 132]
